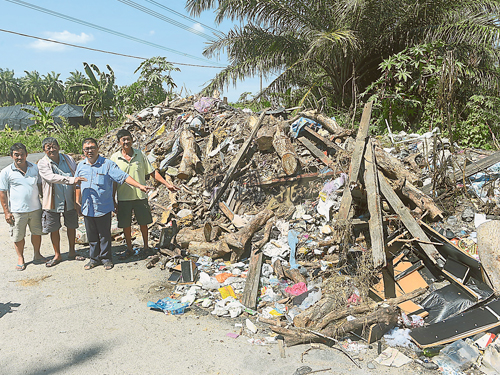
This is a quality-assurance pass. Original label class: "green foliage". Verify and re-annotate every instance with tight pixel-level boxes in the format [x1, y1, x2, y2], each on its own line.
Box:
[187, 0, 500, 113]
[72, 63, 117, 125]
[0, 118, 119, 155]
[362, 40, 500, 148]
[455, 95, 500, 149]
[0, 68, 21, 105]
[22, 95, 59, 132]
[117, 57, 180, 114]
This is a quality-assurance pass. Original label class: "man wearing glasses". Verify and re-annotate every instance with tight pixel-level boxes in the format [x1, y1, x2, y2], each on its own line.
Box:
[38, 137, 88, 267]
[75, 138, 151, 270]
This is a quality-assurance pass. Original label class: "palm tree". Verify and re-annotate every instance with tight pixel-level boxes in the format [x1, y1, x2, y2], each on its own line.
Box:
[71, 63, 117, 124]
[185, 0, 500, 112]
[64, 70, 88, 104]
[0, 68, 21, 105]
[21, 70, 46, 102]
[43, 71, 65, 103]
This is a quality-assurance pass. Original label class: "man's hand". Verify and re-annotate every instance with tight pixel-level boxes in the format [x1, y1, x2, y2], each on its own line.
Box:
[138, 185, 154, 193]
[4, 211, 14, 226]
[164, 181, 180, 192]
[74, 176, 87, 184]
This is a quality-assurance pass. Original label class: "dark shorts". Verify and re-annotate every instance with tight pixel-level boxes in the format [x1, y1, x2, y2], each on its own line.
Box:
[117, 199, 152, 228]
[42, 209, 79, 234]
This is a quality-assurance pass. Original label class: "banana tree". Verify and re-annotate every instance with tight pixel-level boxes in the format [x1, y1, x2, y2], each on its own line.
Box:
[22, 94, 58, 132]
[71, 63, 117, 125]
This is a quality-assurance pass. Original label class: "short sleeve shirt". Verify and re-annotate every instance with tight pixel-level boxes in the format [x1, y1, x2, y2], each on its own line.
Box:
[0, 162, 41, 213]
[110, 148, 154, 201]
[50, 154, 75, 213]
[75, 155, 128, 217]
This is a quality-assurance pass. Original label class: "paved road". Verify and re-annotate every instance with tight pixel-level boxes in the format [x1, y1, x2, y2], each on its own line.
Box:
[0, 152, 44, 170]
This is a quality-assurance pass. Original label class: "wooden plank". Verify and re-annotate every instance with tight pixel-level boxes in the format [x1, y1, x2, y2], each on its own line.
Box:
[209, 110, 268, 209]
[381, 262, 396, 299]
[442, 270, 481, 301]
[367, 320, 397, 344]
[219, 201, 235, 221]
[422, 151, 500, 194]
[252, 171, 337, 187]
[378, 170, 443, 266]
[337, 102, 372, 220]
[419, 220, 485, 281]
[297, 136, 336, 169]
[410, 299, 500, 348]
[364, 139, 386, 268]
[303, 126, 344, 153]
[241, 250, 263, 309]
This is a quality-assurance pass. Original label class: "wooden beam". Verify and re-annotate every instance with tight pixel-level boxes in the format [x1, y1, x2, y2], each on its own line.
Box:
[251, 171, 337, 187]
[303, 126, 344, 153]
[422, 151, 500, 194]
[337, 102, 372, 220]
[219, 201, 235, 221]
[209, 110, 268, 209]
[378, 170, 443, 266]
[364, 139, 386, 268]
[297, 136, 336, 169]
[241, 249, 263, 309]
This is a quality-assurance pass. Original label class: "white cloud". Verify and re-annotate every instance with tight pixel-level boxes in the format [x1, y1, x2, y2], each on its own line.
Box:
[150, 30, 155, 35]
[29, 31, 94, 51]
[192, 23, 205, 32]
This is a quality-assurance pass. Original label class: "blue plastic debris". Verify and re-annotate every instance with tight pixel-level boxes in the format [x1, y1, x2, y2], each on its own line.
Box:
[147, 298, 189, 315]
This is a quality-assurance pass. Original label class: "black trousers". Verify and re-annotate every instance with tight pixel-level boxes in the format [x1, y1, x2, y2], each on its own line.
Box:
[84, 212, 112, 263]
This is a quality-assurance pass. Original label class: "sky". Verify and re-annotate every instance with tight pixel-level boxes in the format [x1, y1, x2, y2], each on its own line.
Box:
[0, 0, 266, 102]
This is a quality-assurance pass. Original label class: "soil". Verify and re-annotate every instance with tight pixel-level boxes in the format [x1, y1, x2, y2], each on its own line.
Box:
[0, 208, 421, 375]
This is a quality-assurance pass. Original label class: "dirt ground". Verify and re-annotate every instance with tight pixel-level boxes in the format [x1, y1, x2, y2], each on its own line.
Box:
[0, 207, 423, 375]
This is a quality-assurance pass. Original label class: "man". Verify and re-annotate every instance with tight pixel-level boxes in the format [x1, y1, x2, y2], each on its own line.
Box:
[0, 143, 46, 270]
[75, 138, 151, 270]
[110, 129, 178, 258]
[38, 137, 87, 267]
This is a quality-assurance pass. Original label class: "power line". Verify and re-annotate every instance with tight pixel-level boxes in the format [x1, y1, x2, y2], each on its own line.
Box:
[144, 0, 223, 37]
[0, 28, 224, 68]
[5, 0, 225, 66]
[118, 0, 216, 41]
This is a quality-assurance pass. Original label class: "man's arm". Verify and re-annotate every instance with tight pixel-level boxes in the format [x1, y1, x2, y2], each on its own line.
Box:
[75, 187, 82, 216]
[124, 176, 152, 193]
[0, 191, 14, 225]
[151, 170, 179, 191]
[38, 158, 86, 185]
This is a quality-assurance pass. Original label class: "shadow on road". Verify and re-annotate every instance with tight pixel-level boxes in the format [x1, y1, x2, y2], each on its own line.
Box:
[25, 344, 107, 375]
[0, 301, 21, 319]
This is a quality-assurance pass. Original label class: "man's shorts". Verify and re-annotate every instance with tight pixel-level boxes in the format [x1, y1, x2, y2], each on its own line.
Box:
[117, 199, 152, 228]
[10, 209, 43, 242]
[42, 209, 79, 234]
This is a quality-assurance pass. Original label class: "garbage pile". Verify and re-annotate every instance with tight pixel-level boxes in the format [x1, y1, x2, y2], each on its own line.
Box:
[98, 96, 500, 373]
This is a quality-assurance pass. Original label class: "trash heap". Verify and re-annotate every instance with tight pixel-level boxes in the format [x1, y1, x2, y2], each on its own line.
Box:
[98, 97, 500, 373]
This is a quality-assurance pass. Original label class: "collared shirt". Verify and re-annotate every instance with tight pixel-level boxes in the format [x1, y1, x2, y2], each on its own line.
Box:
[0, 161, 41, 213]
[48, 154, 74, 213]
[110, 148, 154, 201]
[75, 155, 128, 217]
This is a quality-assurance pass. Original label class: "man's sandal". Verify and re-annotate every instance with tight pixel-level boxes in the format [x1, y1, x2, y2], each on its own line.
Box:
[16, 263, 26, 271]
[68, 254, 86, 261]
[45, 258, 61, 267]
[103, 262, 114, 270]
[84, 261, 99, 270]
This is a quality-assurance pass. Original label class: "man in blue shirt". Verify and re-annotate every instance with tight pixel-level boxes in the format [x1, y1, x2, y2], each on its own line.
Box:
[75, 138, 151, 270]
[0, 143, 46, 271]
